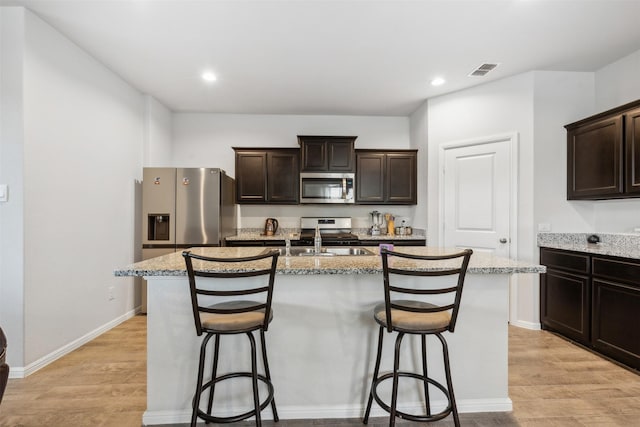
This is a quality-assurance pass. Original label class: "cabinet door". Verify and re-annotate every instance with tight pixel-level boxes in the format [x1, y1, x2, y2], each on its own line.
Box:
[591, 256, 640, 369]
[301, 140, 327, 171]
[567, 115, 623, 199]
[235, 151, 267, 203]
[267, 150, 299, 203]
[592, 279, 640, 369]
[625, 107, 640, 195]
[540, 268, 591, 345]
[327, 141, 355, 171]
[386, 152, 417, 204]
[356, 152, 385, 203]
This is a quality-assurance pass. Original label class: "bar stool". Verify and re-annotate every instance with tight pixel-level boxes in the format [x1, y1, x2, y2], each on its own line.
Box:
[183, 249, 280, 427]
[363, 247, 472, 427]
[0, 327, 8, 406]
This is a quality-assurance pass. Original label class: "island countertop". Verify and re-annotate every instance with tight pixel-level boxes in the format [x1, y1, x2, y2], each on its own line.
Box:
[115, 246, 544, 277]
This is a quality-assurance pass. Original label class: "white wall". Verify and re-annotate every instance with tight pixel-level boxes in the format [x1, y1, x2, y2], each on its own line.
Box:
[0, 7, 26, 367]
[144, 95, 172, 167]
[171, 113, 416, 230]
[592, 48, 640, 232]
[595, 49, 640, 111]
[409, 101, 428, 229]
[533, 71, 596, 234]
[1, 8, 145, 371]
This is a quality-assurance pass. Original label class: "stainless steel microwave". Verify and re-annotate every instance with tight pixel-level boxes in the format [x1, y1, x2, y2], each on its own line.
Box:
[299, 172, 355, 204]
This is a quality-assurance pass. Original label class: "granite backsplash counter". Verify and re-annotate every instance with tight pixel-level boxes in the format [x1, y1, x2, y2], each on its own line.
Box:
[538, 232, 640, 260]
[225, 228, 427, 242]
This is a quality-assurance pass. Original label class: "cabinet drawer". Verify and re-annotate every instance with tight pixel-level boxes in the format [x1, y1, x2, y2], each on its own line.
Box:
[592, 256, 640, 287]
[540, 248, 590, 274]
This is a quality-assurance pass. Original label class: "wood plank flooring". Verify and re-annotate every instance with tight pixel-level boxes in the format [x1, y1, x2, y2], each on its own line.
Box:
[0, 315, 638, 426]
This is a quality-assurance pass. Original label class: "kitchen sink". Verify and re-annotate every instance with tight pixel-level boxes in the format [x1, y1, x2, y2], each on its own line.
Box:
[271, 247, 375, 257]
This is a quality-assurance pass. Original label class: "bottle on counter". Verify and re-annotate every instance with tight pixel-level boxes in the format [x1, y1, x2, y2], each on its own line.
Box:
[314, 225, 322, 254]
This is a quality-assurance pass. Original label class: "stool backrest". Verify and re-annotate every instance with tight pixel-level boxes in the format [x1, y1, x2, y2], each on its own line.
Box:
[183, 250, 280, 335]
[380, 248, 473, 333]
[0, 326, 8, 406]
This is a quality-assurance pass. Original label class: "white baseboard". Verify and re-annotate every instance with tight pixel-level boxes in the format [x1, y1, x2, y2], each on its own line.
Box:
[509, 319, 541, 330]
[8, 308, 140, 379]
[142, 398, 513, 425]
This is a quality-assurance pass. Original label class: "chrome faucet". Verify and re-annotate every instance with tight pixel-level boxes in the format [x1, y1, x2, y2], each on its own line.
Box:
[285, 234, 291, 257]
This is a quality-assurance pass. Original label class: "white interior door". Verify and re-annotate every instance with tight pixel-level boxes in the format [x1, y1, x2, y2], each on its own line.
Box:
[442, 138, 512, 257]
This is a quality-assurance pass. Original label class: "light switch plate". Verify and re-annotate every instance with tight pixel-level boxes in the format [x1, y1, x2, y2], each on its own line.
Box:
[0, 184, 7, 202]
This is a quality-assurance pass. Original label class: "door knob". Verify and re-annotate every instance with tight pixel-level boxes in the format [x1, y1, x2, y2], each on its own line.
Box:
[499, 238, 508, 243]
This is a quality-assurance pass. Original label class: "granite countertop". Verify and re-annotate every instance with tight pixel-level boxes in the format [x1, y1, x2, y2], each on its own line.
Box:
[225, 229, 427, 242]
[538, 232, 640, 260]
[353, 232, 426, 241]
[115, 246, 544, 277]
[225, 232, 301, 241]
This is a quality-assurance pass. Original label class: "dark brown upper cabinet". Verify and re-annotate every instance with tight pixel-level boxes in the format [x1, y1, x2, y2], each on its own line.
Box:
[356, 150, 417, 205]
[625, 107, 640, 195]
[234, 148, 299, 204]
[298, 135, 356, 172]
[566, 100, 640, 200]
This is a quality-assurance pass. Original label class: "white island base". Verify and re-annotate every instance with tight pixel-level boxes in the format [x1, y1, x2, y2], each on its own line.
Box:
[143, 272, 512, 425]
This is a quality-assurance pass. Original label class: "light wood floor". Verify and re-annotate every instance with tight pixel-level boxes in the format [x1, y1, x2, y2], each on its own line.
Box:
[0, 315, 638, 426]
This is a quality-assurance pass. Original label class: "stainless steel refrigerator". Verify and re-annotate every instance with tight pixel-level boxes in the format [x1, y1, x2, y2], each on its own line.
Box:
[140, 167, 236, 312]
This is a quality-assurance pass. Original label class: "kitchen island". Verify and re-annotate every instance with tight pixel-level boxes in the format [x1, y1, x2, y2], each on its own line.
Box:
[115, 246, 544, 425]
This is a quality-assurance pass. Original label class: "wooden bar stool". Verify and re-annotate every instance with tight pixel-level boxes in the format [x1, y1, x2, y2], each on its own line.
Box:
[363, 247, 472, 427]
[183, 249, 280, 427]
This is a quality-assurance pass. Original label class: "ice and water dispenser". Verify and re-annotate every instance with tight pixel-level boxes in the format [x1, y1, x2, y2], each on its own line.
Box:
[147, 214, 170, 241]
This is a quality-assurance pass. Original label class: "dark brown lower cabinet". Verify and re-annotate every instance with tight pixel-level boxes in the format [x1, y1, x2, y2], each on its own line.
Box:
[591, 256, 640, 369]
[540, 248, 640, 370]
[540, 268, 590, 345]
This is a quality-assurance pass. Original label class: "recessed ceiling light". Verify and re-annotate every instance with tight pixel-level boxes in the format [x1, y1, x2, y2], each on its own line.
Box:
[431, 77, 445, 86]
[201, 71, 217, 82]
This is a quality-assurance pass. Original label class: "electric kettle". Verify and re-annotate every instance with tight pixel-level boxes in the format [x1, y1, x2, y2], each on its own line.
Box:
[264, 218, 279, 236]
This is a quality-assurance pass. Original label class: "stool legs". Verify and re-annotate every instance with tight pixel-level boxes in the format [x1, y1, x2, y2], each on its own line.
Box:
[192, 330, 278, 427]
[206, 334, 221, 422]
[247, 331, 261, 426]
[421, 335, 431, 417]
[363, 330, 459, 427]
[389, 332, 406, 427]
[192, 333, 214, 427]
[260, 329, 279, 421]
[437, 333, 460, 427]
[363, 326, 385, 424]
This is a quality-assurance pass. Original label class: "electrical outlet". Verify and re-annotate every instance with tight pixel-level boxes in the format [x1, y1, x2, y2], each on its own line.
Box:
[108, 286, 115, 301]
[538, 223, 551, 232]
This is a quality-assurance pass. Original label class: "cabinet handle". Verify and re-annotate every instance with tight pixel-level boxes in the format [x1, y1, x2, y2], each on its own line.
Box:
[499, 238, 508, 244]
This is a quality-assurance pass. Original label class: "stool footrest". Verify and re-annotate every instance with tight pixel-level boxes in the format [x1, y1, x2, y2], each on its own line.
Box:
[372, 371, 453, 423]
[194, 371, 275, 424]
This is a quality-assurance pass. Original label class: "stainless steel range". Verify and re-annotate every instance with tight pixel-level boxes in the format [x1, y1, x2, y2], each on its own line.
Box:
[299, 217, 359, 246]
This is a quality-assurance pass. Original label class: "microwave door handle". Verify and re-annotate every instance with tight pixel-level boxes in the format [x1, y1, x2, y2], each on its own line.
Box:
[342, 178, 347, 199]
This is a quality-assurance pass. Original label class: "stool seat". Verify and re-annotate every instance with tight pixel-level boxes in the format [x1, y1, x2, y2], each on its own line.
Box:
[374, 300, 451, 332]
[201, 300, 273, 332]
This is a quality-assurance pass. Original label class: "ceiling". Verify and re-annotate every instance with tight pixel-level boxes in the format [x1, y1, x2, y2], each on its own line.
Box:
[3, 0, 640, 116]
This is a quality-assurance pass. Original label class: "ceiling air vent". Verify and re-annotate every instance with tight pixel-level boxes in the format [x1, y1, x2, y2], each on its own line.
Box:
[469, 63, 499, 77]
